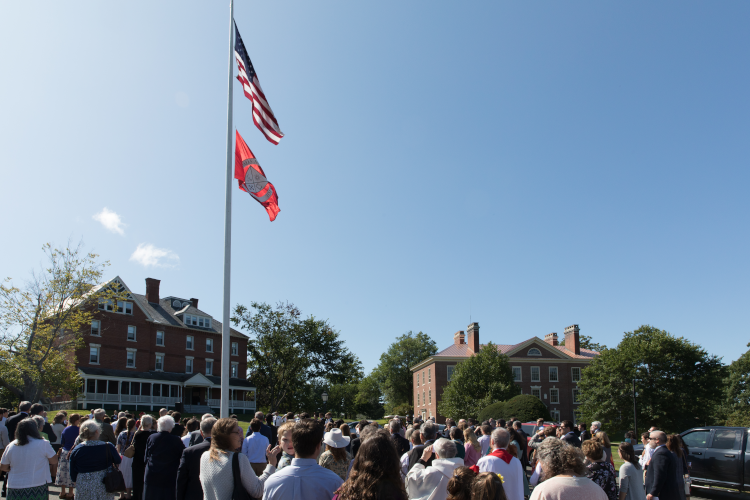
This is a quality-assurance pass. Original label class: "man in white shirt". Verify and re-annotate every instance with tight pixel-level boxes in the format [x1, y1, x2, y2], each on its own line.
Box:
[477, 428, 524, 500]
[477, 424, 492, 456]
[639, 431, 654, 470]
[242, 418, 270, 476]
[405, 439, 464, 500]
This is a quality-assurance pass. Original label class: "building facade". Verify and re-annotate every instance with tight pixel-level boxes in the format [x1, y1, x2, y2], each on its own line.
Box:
[73, 276, 256, 413]
[411, 323, 598, 424]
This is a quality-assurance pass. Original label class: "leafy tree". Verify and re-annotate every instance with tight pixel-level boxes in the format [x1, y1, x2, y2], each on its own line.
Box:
[438, 343, 520, 420]
[724, 343, 750, 410]
[560, 334, 607, 352]
[478, 401, 506, 422]
[354, 374, 385, 419]
[231, 301, 360, 413]
[577, 325, 724, 434]
[503, 395, 551, 422]
[0, 242, 121, 403]
[371, 331, 438, 408]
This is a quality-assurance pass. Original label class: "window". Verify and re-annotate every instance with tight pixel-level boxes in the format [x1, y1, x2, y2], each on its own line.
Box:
[528, 348, 542, 356]
[682, 430, 710, 449]
[549, 366, 558, 382]
[531, 387, 541, 399]
[416, 373, 420, 387]
[156, 331, 164, 346]
[571, 367, 581, 382]
[531, 366, 540, 382]
[184, 314, 211, 328]
[98, 299, 114, 311]
[550, 388, 560, 404]
[417, 392, 420, 406]
[91, 320, 101, 336]
[117, 301, 133, 315]
[155, 354, 164, 371]
[512, 367, 522, 382]
[127, 325, 136, 341]
[711, 430, 741, 450]
[231, 342, 238, 356]
[90, 345, 100, 364]
[206, 359, 213, 376]
[550, 409, 560, 422]
[572, 388, 581, 404]
[231, 362, 238, 378]
[206, 338, 213, 352]
[126, 349, 136, 368]
[186, 357, 194, 373]
[447, 365, 455, 382]
[422, 371, 425, 385]
[186, 336, 194, 350]
[172, 299, 181, 308]
[428, 368, 431, 383]
[429, 389, 432, 404]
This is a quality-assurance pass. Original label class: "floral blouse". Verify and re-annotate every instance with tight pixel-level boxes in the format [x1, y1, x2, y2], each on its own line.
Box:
[318, 449, 351, 481]
[586, 461, 618, 500]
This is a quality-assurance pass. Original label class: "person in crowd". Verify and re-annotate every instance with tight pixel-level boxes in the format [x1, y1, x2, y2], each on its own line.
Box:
[334, 430, 406, 500]
[463, 428, 482, 468]
[389, 419, 410, 457]
[536, 418, 545, 432]
[350, 419, 369, 458]
[340, 423, 353, 454]
[114, 417, 128, 440]
[245, 412, 274, 444]
[180, 419, 199, 447]
[93, 409, 117, 445]
[530, 438, 606, 500]
[51, 413, 66, 452]
[645, 431, 680, 500]
[6, 402, 32, 443]
[447, 466, 475, 500]
[594, 431, 614, 465]
[132, 415, 156, 500]
[0, 410, 10, 454]
[29, 405, 57, 443]
[30, 416, 47, 441]
[560, 420, 581, 448]
[666, 435, 688, 500]
[170, 413, 184, 437]
[617, 442, 646, 500]
[583, 440, 618, 500]
[472, 471, 508, 500]
[591, 421, 602, 435]
[579, 423, 593, 442]
[200, 418, 279, 500]
[623, 431, 637, 446]
[176, 417, 216, 500]
[406, 438, 464, 500]
[266, 414, 279, 448]
[143, 415, 185, 500]
[449, 427, 465, 460]
[56, 413, 81, 499]
[243, 418, 271, 476]
[408, 421, 439, 471]
[508, 428, 525, 461]
[158, 409, 167, 418]
[478, 425, 492, 456]
[0, 418, 58, 500]
[262, 419, 343, 500]
[116, 418, 137, 500]
[638, 432, 653, 474]
[187, 414, 214, 447]
[403, 429, 422, 475]
[70, 419, 120, 500]
[476, 428, 524, 500]
[276, 421, 296, 470]
[318, 428, 351, 480]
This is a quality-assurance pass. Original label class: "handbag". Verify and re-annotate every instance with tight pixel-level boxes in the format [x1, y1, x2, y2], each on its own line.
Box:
[123, 432, 136, 459]
[103, 443, 127, 493]
[232, 452, 252, 500]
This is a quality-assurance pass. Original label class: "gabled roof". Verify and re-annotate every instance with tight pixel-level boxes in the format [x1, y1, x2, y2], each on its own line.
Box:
[433, 337, 598, 360]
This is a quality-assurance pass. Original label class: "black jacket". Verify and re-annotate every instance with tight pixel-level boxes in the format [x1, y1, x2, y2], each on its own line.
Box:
[144, 431, 185, 488]
[645, 446, 681, 500]
[580, 430, 592, 442]
[5, 412, 28, 442]
[171, 424, 185, 437]
[350, 437, 362, 457]
[176, 437, 211, 500]
[391, 432, 410, 457]
[561, 432, 581, 448]
[187, 430, 203, 447]
[407, 439, 436, 472]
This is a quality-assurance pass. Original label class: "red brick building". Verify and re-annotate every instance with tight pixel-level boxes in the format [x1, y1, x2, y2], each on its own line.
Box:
[411, 323, 598, 424]
[74, 276, 255, 413]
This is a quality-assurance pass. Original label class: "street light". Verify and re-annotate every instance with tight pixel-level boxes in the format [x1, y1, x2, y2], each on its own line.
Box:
[321, 391, 329, 416]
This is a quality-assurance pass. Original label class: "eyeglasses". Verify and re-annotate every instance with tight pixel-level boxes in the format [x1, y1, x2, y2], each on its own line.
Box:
[649, 437, 659, 441]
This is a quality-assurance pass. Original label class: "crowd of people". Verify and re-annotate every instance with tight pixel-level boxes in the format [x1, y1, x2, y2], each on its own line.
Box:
[0, 404, 691, 500]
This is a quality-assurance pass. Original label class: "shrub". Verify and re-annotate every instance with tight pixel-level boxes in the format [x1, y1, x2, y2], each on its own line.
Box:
[503, 395, 551, 422]
[478, 401, 507, 422]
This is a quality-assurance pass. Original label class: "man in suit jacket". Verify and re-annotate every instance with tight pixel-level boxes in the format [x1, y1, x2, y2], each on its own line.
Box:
[4, 402, 31, 443]
[176, 417, 216, 500]
[407, 421, 439, 471]
[645, 431, 681, 500]
[245, 411, 273, 443]
[389, 419, 410, 456]
[349, 419, 370, 457]
[29, 404, 57, 443]
[94, 409, 117, 445]
[560, 420, 581, 448]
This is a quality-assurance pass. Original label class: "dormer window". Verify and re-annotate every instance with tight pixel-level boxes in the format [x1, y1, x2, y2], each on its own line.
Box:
[184, 314, 211, 328]
[528, 348, 542, 356]
[172, 299, 181, 308]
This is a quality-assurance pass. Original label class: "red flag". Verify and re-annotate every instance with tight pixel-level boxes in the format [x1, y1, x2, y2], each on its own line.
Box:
[234, 130, 280, 221]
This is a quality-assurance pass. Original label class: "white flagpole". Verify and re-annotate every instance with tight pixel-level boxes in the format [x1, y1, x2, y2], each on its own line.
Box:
[220, 0, 235, 419]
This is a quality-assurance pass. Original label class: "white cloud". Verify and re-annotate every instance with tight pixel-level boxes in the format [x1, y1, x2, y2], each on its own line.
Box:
[93, 208, 125, 235]
[130, 243, 180, 268]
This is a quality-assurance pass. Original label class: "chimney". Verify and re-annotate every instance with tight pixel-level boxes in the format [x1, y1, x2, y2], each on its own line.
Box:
[544, 332, 559, 346]
[453, 331, 465, 345]
[145, 278, 161, 304]
[466, 322, 480, 353]
[564, 325, 580, 355]
[190, 298, 199, 310]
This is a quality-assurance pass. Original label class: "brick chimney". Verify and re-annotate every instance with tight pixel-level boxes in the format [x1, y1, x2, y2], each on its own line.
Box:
[544, 332, 559, 346]
[467, 322, 480, 353]
[145, 278, 161, 304]
[564, 325, 580, 355]
[453, 331, 465, 345]
[190, 298, 199, 309]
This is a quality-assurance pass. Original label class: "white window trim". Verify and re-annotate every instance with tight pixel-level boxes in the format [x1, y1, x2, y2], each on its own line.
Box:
[549, 366, 559, 382]
[530, 385, 542, 399]
[155, 352, 165, 372]
[230, 361, 239, 378]
[571, 367, 581, 383]
[156, 331, 165, 346]
[206, 338, 214, 353]
[89, 344, 101, 365]
[528, 348, 542, 356]
[572, 388, 581, 404]
[186, 336, 194, 351]
[512, 366, 522, 382]
[90, 320, 101, 337]
[127, 325, 137, 342]
[530, 366, 541, 382]
[447, 365, 456, 382]
[206, 358, 214, 376]
[550, 388, 560, 404]
[428, 368, 431, 383]
[126, 348, 137, 369]
[185, 356, 194, 374]
[231, 342, 238, 356]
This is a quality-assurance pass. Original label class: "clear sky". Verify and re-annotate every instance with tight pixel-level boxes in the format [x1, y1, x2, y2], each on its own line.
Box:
[1, 1, 748, 374]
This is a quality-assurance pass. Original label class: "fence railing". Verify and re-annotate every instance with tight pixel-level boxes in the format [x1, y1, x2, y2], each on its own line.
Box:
[84, 393, 180, 405]
[208, 399, 256, 409]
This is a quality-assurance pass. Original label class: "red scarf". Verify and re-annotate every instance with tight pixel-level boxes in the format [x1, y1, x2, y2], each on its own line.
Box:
[469, 448, 514, 473]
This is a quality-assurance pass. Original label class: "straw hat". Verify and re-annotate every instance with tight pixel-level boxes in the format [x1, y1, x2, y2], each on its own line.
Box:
[323, 428, 350, 448]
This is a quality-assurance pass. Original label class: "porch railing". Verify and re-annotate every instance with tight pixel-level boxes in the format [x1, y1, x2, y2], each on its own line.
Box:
[208, 399, 256, 410]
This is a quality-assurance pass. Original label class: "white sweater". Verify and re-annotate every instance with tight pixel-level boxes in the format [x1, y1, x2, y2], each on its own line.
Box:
[200, 451, 275, 500]
[405, 457, 463, 500]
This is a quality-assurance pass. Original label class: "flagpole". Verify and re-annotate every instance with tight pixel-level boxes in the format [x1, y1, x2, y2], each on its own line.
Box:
[220, 0, 234, 419]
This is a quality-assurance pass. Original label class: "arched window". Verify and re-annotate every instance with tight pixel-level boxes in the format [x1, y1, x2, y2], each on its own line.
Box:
[172, 299, 181, 308]
[528, 348, 542, 356]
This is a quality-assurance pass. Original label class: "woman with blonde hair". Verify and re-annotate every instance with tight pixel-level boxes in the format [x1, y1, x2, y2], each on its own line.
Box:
[200, 418, 280, 500]
[594, 431, 613, 465]
[463, 428, 481, 467]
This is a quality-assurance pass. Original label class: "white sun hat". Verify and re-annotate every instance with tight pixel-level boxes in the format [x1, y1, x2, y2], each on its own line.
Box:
[323, 428, 350, 449]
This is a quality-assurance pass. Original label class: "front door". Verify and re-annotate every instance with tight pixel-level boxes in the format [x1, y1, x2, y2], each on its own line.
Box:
[192, 388, 201, 405]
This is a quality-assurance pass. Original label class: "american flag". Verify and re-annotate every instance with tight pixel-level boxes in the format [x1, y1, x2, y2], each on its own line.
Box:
[234, 23, 284, 145]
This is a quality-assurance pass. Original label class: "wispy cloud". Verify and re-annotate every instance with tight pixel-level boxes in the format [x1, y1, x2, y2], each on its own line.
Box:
[93, 208, 125, 235]
[130, 243, 180, 268]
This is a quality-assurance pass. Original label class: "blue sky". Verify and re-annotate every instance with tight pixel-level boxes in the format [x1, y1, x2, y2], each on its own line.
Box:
[1, 1, 748, 374]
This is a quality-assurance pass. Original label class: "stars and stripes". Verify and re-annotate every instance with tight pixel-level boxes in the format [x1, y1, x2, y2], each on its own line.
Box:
[234, 23, 284, 145]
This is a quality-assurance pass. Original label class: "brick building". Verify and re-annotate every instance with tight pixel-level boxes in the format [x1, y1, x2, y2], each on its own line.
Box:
[411, 323, 599, 424]
[74, 276, 256, 413]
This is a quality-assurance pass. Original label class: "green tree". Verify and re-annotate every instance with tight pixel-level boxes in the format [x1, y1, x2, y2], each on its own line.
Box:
[503, 395, 551, 422]
[354, 374, 385, 419]
[560, 335, 607, 352]
[231, 301, 360, 412]
[0, 242, 121, 403]
[438, 343, 520, 420]
[577, 325, 724, 434]
[724, 343, 750, 410]
[371, 331, 438, 408]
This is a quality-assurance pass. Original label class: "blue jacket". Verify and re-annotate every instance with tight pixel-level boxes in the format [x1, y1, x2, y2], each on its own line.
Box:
[70, 442, 121, 481]
[144, 431, 185, 487]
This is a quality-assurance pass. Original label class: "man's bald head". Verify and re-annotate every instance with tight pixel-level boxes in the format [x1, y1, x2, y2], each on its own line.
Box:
[650, 430, 667, 445]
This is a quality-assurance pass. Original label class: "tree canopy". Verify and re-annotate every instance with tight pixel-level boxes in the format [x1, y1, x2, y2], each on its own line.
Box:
[577, 325, 724, 434]
[438, 343, 520, 420]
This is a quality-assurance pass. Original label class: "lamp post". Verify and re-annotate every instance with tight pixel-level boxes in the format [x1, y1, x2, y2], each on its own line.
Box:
[321, 391, 329, 417]
[632, 363, 648, 437]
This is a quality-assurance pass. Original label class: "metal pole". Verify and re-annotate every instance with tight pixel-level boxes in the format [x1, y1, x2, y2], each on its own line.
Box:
[220, 0, 235, 419]
[633, 378, 638, 438]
